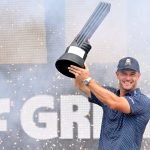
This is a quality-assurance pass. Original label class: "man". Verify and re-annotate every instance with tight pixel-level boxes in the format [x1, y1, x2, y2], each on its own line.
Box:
[68, 57, 150, 150]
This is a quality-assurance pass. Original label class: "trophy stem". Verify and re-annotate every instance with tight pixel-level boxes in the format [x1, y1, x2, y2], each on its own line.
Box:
[74, 2, 111, 47]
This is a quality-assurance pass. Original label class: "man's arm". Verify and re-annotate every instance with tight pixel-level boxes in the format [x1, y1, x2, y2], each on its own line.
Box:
[74, 76, 91, 97]
[68, 65, 131, 114]
[87, 79, 131, 113]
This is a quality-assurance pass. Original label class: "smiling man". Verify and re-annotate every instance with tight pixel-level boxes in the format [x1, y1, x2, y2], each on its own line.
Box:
[68, 57, 150, 150]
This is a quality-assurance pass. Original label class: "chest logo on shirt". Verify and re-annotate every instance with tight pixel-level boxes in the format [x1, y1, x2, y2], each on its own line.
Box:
[129, 96, 135, 104]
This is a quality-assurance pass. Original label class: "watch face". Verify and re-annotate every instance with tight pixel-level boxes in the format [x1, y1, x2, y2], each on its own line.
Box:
[83, 80, 88, 85]
[83, 77, 92, 85]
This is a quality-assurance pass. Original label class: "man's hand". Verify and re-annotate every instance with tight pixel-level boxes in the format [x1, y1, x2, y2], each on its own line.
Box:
[68, 65, 90, 81]
[68, 65, 91, 96]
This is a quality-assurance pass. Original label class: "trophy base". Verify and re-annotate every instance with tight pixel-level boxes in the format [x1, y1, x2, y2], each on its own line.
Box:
[55, 53, 85, 78]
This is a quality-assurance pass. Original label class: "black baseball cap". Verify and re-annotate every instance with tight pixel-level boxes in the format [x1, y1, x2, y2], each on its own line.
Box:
[117, 57, 140, 72]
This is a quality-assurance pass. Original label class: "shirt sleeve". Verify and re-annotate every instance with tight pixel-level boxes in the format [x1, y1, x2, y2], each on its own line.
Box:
[125, 94, 150, 115]
[88, 86, 117, 107]
[88, 92, 104, 107]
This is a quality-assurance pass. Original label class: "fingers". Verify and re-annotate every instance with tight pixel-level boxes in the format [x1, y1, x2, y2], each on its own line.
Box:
[68, 65, 82, 71]
[68, 65, 90, 80]
[68, 65, 82, 76]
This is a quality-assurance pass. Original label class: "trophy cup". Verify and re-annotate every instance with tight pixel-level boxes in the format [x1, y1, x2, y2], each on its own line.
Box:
[55, 2, 111, 78]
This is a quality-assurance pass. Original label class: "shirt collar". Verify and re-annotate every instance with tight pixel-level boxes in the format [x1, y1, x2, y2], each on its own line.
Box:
[116, 88, 141, 96]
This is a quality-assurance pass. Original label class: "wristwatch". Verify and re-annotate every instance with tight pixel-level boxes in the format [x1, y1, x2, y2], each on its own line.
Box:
[83, 77, 92, 86]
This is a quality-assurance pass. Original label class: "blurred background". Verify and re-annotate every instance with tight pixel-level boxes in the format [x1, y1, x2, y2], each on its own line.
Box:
[0, 0, 150, 149]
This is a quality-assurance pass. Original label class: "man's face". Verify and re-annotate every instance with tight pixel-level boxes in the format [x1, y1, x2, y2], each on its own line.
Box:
[116, 70, 141, 91]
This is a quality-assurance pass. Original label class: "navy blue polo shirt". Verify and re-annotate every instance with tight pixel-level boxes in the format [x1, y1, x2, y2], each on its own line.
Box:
[88, 87, 150, 150]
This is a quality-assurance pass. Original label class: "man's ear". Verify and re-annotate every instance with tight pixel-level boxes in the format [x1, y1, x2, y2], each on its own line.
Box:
[116, 71, 119, 79]
[137, 72, 141, 79]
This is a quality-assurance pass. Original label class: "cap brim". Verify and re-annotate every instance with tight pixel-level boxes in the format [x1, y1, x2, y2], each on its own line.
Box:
[117, 68, 139, 72]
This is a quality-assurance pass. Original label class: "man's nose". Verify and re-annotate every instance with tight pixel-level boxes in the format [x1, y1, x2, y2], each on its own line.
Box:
[125, 75, 131, 80]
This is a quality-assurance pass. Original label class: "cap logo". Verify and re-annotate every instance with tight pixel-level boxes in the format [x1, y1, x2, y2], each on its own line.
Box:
[125, 58, 131, 66]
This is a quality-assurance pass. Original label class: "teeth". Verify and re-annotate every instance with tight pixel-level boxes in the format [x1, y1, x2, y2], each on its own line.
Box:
[125, 82, 130, 83]
[124, 81, 132, 84]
